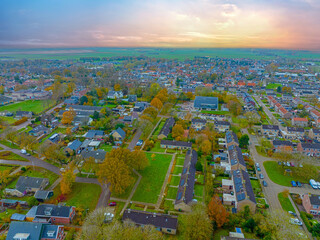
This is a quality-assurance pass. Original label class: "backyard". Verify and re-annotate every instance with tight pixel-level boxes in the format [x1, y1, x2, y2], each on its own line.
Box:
[132, 152, 173, 203]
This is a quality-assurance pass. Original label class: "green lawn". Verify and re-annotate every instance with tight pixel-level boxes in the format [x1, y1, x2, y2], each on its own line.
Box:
[0, 100, 55, 114]
[0, 164, 17, 172]
[201, 110, 229, 115]
[150, 141, 166, 153]
[266, 83, 282, 89]
[166, 187, 178, 199]
[153, 121, 165, 136]
[0, 140, 20, 149]
[170, 176, 181, 186]
[0, 151, 28, 161]
[114, 201, 125, 218]
[213, 229, 229, 240]
[66, 182, 101, 211]
[176, 156, 185, 165]
[278, 192, 295, 213]
[0, 116, 16, 124]
[132, 152, 172, 203]
[194, 184, 204, 197]
[100, 144, 113, 152]
[264, 161, 306, 186]
[173, 165, 183, 175]
[164, 200, 175, 211]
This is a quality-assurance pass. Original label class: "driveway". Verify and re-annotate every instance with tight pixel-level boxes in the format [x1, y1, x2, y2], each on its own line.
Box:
[127, 129, 142, 150]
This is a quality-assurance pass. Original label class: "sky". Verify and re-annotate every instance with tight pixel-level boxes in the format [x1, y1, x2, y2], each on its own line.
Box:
[0, 0, 319, 50]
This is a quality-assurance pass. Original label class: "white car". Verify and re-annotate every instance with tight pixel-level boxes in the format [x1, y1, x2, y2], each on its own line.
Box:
[290, 218, 302, 226]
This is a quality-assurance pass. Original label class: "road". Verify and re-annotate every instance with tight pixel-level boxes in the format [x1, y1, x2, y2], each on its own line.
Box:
[127, 129, 142, 150]
[254, 95, 282, 128]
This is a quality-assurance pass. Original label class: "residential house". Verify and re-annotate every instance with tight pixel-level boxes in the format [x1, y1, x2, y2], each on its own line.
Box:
[0, 199, 28, 208]
[281, 127, 305, 139]
[222, 179, 234, 194]
[29, 125, 49, 137]
[228, 144, 246, 172]
[174, 150, 198, 212]
[84, 130, 105, 139]
[122, 209, 178, 235]
[232, 169, 256, 213]
[272, 140, 293, 152]
[309, 129, 320, 141]
[29, 204, 76, 224]
[65, 105, 102, 114]
[158, 117, 175, 139]
[194, 96, 218, 110]
[160, 140, 192, 150]
[226, 131, 239, 147]
[41, 113, 55, 127]
[107, 90, 123, 99]
[310, 109, 320, 120]
[302, 194, 320, 215]
[110, 127, 126, 141]
[4, 176, 49, 197]
[64, 139, 82, 155]
[191, 118, 207, 131]
[292, 117, 308, 127]
[134, 102, 149, 112]
[215, 121, 231, 132]
[6, 222, 64, 240]
[261, 125, 280, 138]
[15, 111, 33, 119]
[128, 95, 137, 103]
[297, 142, 320, 156]
[81, 149, 106, 163]
[0, 95, 12, 105]
[34, 190, 54, 202]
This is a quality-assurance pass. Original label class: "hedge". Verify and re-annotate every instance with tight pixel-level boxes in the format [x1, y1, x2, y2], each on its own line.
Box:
[300, 211, 312, 232]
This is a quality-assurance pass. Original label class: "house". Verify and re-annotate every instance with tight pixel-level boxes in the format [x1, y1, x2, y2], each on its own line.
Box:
[226, 131, 239, 147]
[84, 130, 105, 139]
[228, 144, 246, 172]
[158, 117, 175, 139]
[29, 125, 49, 137]
[41, 113, 55, 127]
[134, 102, 149, 112]
[15, 111, 33, 119]
[0, 95, 12, 105]
[122, 209, 178, 235]
[81, 149, 106, 163]
[261, 125, 280, 138]
[0, 199, 28, 208]
[279, 107, 292, 119]
[232, 169, 256, 213]
[194, 96, 218, 110]
[303, 194, 320, 215]
[34, 190, 54, 202]
[128, 95, 137, 103]
[191, 118, 207, 131]
[174, 150, 198, 212]
[160, 140, 192, 150]
[110, 127, 126, 141]
[29, 204, 76, 224]
[272, 140, 293, 152]
[65, 105, 102, 114]
[108, 90, 123, 99]
[310, 109, 320, 120]
[222, 179, 234, 194]
[6, 222, 64, 240]
[215, 121, 231, 132]
[297, 142, 320, 156]
[64, 139, 82, 155]
[309, 129, 320, 141]
[281, 127, 305, 139]
[47, 133, 60, 144]
[292, 117, 308, 127]
[4, 176, 49, 197]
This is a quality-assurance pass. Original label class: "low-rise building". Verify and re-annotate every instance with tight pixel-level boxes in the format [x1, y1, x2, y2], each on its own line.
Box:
[160, 140, 192, 150]
[110, 127, 126, 141]
[228, 144, 246, 173]
[303, 194, 320, 215]
[194, 96, 218, 110]
[191, 118, 207, 131]
[29, 204, 76, 224]
[261, 125, 280, 138]
[309, 129, 320, 141]
[158, 117, 175, 139]
[281, 127, 305, 139]
[292, 117, 308, 127]
[272, 140, 293, 152]
[29, 125, 49, 137]
[297, 142, 320, 156]
[226, 130, 239, 147]
[215, 121, 231, 132]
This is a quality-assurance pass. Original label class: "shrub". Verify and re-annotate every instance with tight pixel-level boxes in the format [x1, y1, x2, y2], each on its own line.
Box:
[21, 167, 27, 172]
[301, 212, 312, 232]
[13, 117, 28, 126]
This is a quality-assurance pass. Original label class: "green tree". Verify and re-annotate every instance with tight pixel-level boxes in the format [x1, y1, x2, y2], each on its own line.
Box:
[239, 134, 249, 149]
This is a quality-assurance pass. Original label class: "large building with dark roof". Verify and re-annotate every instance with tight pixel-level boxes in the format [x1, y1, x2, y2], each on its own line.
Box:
[228, 144, 246, 172]
[158, 117, 175, 139]
[122, 209, 178, 235]
[174, 150, 198, 212]
[194, 96, 218, 110]
[232, 170, 256, 213]
[226, 130, 239, 147]
[160, 140, 192, 150]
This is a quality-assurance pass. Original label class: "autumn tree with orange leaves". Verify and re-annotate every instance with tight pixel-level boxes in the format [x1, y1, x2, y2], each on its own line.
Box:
[60, 162, 76, 195]
[208, 195, 229, 228]
[150, 97, 163, 111]
[61, 108, 76, 125]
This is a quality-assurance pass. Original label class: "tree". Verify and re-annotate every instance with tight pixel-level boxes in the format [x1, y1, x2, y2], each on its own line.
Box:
[180, 204, 213, 240]
[277, 86, 282, 93]
[172, 124, 184, 140]
[244, 112, 260, 128]
[195, 161, 203, 172]
[201, 140, 212, 156]
[239, 134, 249, 149]
[98, 156, 133, 194]
[60, 162, 76, 195]
[208, 195, 229, 228]
[0, 169, 10, 187]
[66, 127, 72, 136]
[61, 108, 76, 125]
[0, 85, 4, 95]
[130, 150, 149, 170]
[80, 95, 88, 105]
[114, 84, 121, 91]
[150, 97, 163, 111]
[242, 218, 256, 233]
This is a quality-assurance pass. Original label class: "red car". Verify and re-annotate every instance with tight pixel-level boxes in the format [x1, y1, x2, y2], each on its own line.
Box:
[109, 202, 117, 206]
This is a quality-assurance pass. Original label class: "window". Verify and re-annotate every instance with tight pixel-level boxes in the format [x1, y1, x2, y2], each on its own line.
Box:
[167, 229, 172, 233]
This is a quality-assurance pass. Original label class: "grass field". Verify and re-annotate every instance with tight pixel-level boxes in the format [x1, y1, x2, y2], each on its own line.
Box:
[0, 140, 20, 149]
[151, 141, 166, 153]
[0, 151, 28, 161]
[170, 175, 181, 186]
[201, 110, 229, 115]
[166, 187, 178, 200]
[263, 161, 306, 186]
[132, 152, 172, 203]
[0, 100, 54, 114]
[266, 83, 282, 89]
[0, 164, 17, 172]
[278, 192, 295, 213]
[99, 144, 113, 152]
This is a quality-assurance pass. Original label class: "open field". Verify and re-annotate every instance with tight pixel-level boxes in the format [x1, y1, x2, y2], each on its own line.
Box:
[0, 100, 54, 114]
[266, 83, 282, 89]
[0, 151, 28, 161]
[132, 152, 172, 203]
[278, 192, 295, 213]
[2, 48, 320, 61]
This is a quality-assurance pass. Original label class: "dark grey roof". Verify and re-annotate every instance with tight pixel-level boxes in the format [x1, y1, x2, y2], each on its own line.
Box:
[191, 118, 207, 124]
[34, 190, 53, 200]
[66, 139, 82, 151]
[262, 125, 279, 130]
[159, 117, 175, 137]
[228, 144, 246, 167]
[35, 204, 73, 218]
[194, 96, 218, 109]
[81, 149, 106, 160]
[160, 140, 192, 148]
[309, 195, 320, 205]
[226, 131, 239, 144]
[111, 127, 126, 138]
[6, 222, 43, 240]
[233, 170, 256, 204]
[301, 143, 320, 150]
[312, 129, 320, 134]
[16, 111, 32, 116]
[67, 105, 102, 111]
[85, 130, 104, 138]
[122, 209, 178, 230]
[175, 149, 198, 205]
[41, 224, 61, 239]
[287, 127, 304, 133]
[272, 140, 293, 147]
[0, 95, 12, 103]
[215, 120, 231, 126]
[29, 124, 49, 134]
[16, 176, 48, 193]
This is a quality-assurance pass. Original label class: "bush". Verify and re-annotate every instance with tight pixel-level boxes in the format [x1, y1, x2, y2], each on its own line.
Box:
[27, 197, 38, 207]
[301, 212, 312, 232]
[196, 161, 203, 172]
[21, 167, 27, 172]
[13, 117, 28, 126]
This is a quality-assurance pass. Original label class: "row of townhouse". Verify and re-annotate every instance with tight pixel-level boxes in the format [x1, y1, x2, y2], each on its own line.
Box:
[267, 96, 292, 119]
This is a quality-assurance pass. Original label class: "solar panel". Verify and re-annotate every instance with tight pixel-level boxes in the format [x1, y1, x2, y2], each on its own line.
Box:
[177, 192, 183, 200]
[237, 193, 246, 201]
[180, 179, 185, 186]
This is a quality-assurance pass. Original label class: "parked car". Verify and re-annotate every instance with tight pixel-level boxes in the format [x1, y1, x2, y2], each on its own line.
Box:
[20, 149, 27, 154]
[136, 140, 143, 146]
[286, 162, 291, 167]
[290, 162, 295, 167]
[109, 202, 117, 206]
[290, 218, 302, 226]
[288, 211, 297, 217]
[257, 167, 261, 172]
[262, 180, 268, 187]
[256, 163, 260, 168]
[296, 181, 302, 187]
[291, 181, 297, 187]
[259, 174, 264, 179]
